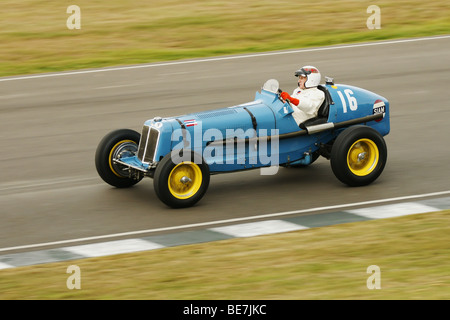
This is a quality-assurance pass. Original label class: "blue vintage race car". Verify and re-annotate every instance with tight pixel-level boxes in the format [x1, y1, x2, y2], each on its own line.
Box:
[95, 77, 389, 208]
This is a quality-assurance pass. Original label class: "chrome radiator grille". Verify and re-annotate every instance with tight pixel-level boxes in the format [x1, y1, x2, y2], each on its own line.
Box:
[137, 126, 159, 163]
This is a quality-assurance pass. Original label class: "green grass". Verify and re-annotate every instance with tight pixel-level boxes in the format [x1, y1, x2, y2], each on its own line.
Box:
[0, 210, 449, 299]
[0, 0, 449, 76]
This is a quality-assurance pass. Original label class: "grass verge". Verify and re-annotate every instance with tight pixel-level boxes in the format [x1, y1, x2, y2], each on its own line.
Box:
[0, 0, 449, 77]
[0, 210, 449, 299]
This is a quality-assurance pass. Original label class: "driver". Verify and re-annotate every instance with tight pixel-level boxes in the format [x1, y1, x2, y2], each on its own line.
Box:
[280, 66, 325, 126]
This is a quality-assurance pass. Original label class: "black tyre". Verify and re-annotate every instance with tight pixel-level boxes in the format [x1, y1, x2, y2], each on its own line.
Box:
[95, 129, 143, 188]
[154, 150, 210, 208]
[331, 125, 387, 187]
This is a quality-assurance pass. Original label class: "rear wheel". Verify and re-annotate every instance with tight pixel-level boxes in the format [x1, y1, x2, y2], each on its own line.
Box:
[331, 126, 387, 187]
[95, 129, 143, 188]
[154, 150, 210, 208]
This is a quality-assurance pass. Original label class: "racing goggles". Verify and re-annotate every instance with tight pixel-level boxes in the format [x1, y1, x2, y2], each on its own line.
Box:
[294, 67, 318, 77]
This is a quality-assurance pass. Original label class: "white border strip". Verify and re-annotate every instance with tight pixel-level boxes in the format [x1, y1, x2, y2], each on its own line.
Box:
[0, 190, 448, 253]
[210, 220, 308, 238]
[0, 262, 14, 270]
[62, 239, 164, 258]
[347, 202, 439, 219]
[1, 35, 449, 83]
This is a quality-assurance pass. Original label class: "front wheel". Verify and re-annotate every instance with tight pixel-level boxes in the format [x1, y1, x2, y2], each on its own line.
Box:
[330, 126, 387, 187]
[153, 150, 210, 208]
[95, 129, 143, 188]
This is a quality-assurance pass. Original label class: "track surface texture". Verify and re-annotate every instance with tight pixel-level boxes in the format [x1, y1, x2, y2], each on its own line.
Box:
[0, 36, 449, 254]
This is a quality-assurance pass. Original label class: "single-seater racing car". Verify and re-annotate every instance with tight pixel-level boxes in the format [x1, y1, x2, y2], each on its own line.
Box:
[95, 77, 390, 208]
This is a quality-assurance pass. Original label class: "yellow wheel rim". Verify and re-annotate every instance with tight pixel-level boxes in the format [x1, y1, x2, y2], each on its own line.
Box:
[347, 139, 379, 176]
[109, 140, 135, 177]
[168, 162, 202, 199]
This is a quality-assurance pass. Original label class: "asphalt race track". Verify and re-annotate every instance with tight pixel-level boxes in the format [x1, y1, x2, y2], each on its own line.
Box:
[0, 36, 449, 254]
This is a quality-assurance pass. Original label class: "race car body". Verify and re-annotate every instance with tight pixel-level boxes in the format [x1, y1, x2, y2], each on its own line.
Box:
[95, 78, 390, 208]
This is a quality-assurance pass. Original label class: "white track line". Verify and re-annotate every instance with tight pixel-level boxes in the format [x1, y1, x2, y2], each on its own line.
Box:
[0, 35, 449, 83]
[0, 190, 449, 253]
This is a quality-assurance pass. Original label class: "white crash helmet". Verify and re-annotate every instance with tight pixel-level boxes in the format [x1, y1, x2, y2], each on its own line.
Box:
[294, 66, 321, 88]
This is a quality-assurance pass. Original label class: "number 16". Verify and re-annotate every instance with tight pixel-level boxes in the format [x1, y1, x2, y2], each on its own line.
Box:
[337, 89, 358, 113]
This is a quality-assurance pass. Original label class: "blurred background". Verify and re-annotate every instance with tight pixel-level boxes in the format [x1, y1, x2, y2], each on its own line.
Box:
[0, 0, 448, 77]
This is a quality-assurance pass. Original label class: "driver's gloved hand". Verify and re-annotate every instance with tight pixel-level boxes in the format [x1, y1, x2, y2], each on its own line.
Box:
[280, 92, 299, 106]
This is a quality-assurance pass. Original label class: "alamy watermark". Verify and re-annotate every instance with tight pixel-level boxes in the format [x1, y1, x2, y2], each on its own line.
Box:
[169, 123, 280, 175]
[367, 5, 381, 30]
[66, 5, 81, 30]
[65, 5, 381, 31]
[66, 265, 81, 289]
[367, 265, 381, 289]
